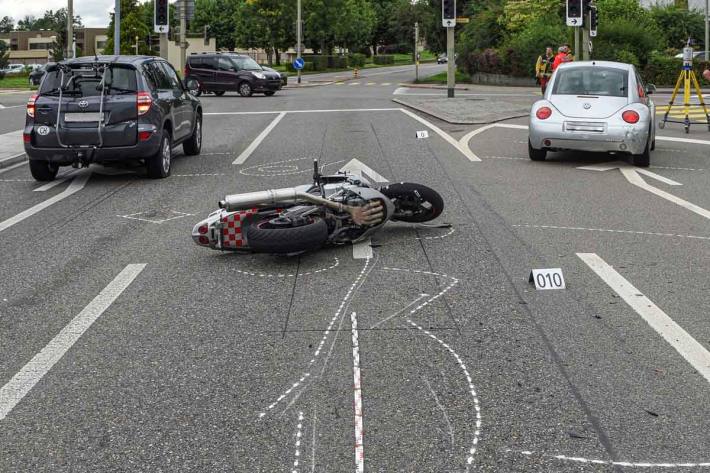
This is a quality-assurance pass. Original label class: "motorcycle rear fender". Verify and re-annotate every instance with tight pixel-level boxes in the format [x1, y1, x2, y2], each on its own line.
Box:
[192, 208, 259, 251]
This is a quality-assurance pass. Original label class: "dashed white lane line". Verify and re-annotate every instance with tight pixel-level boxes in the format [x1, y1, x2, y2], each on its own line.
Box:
[513, 224, 710, 241]
[578, 253, 710, 384]
[506, 449, 710, 468]
[259, 258, 372, 418]
[382, 267, 481, 468]
[0, 263, 146, 421]
[173, 173, 225, 177]
[292, 411, 304, 473]
[0, 171, 91, 234]
[232, 258, 339, 278]
[351, 312, 365, 473]
[232, 111, 286, 165]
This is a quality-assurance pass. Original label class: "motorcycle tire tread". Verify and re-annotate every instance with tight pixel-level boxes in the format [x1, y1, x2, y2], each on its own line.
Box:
[380, 182, 444, 223]
[246, 217, 329, 254]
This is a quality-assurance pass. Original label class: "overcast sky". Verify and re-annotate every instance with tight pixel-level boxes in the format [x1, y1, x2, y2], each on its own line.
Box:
[0, 0, 118, 28]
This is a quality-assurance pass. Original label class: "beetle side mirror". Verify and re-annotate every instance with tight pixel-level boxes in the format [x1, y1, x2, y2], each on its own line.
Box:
[645, 83, 656, 95]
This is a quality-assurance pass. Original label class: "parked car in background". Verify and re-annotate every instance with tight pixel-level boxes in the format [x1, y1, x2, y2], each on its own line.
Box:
[437, 54, 447, 64]
[29, 64, 47, 86]
[3, 64, 26, 75]
[528, 61, 655, 167]
[24, 55, 203, 181]
[185, 52, 282, 97]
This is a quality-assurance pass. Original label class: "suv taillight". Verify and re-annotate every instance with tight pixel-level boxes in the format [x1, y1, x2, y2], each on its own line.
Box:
[137, 91, 152, 116]
[184, 64, 189, 77]
[27, 93, 38, 118]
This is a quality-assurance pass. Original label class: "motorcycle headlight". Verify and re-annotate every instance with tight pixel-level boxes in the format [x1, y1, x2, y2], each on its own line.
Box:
[252, 71, 266, 79]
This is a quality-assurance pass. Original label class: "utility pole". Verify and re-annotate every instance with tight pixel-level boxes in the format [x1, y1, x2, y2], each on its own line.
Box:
[415, 21, 419, 82]
[135, 35, 139, 55]
[297, 0, 302, 84]
[114, 0, 120, 55]
[582, 25, 590, 60]
[446, 27, 455, 97]
[705, 0, 709, 61]
[180, 0, 187, 71]
[574, 27, 580, 59]
[67, 0, 74, 58]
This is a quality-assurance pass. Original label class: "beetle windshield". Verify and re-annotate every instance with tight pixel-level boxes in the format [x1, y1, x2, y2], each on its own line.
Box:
[552, 67, 629, 98]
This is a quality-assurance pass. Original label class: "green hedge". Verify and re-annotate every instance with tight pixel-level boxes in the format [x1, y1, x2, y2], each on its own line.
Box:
[373, 55, 394, 65]
[327, 55, 349, 69]
[643, 54, 710, 86]
[286, 61, 315, 73]
[349, 53, 366, 68]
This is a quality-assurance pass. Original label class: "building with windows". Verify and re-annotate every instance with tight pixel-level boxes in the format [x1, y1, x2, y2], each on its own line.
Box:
[0, 27, 108, 65]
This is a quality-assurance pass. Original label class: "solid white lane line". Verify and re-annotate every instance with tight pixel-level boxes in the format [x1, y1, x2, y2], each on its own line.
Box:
[351, 312, 365, 473]
[459, 123, 528, 161]
[233, 112, 286, 165]
[0, 172, 91, 233]
[577, 253, 710, 384]
[33, 170, 79, 192]
[656, 136, 710, 146]
[635, 168, 682, 186]
[352, 238, 373, 259]
[0, 161, 27, 175]
[619, 167, 710, 221]
[0, 264, 146, 421]
[399, 108, 481, 162]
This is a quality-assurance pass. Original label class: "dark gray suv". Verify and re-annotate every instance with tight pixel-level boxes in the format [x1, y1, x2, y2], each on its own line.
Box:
[24, 55, 202, 181]
[185, 53, 282, 97]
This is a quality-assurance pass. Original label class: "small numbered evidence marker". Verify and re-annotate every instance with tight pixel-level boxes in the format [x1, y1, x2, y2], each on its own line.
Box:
[416, 130, 429, 139]
[528, 268, 566, 290]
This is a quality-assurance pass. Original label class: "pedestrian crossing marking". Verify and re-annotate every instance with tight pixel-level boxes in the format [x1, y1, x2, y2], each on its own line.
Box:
[349, 82, 361, 85]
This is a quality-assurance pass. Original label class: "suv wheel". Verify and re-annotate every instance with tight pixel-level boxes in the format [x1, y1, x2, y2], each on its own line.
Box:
[183, 114, 202, 156]
[29, 160, 59, 181]
[147, 131, 172, 178]
[238, 82, 253, 97]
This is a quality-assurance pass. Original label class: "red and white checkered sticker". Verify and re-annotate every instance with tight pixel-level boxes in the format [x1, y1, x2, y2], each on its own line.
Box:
[220, 209, 257, 249]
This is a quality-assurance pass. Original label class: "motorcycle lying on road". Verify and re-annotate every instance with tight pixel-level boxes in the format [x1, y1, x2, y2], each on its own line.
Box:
[192, 160, 444, 254]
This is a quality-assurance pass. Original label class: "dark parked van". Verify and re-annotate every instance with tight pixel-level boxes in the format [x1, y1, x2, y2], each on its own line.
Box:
[185, 53, 282, 97]
[24, 55, 202, 181]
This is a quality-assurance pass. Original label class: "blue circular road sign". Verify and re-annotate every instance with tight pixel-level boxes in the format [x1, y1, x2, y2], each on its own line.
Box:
[293, 57, 305, 70]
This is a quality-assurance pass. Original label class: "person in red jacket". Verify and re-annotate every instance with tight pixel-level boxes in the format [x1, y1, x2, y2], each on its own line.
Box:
[552, 45, 574, 71]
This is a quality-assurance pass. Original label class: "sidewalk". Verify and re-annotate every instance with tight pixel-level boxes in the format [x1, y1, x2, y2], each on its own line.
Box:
[0, 130, 27, 169]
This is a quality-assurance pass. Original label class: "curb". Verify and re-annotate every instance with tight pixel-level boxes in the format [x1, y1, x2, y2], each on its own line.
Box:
[392, 98, 528, 125]
[0, 153, 27, 169]
[398, 83, 473, 91]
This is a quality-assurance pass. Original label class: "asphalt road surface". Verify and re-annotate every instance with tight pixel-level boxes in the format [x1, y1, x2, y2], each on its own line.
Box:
[1, 64, 710, 472]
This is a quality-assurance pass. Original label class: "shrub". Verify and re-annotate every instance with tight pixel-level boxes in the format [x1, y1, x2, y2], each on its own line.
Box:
[349, 53, 366, 68]
[642, 52, 710, 85]
[286, 61, 315, 73]
[373, 55, 394, 65]
[615, 49, 640, 67]
[306, 55, 328, 70]
[592, 18, 663, 66]
[498, 17, 567, 77]
[327, 55, 349, 69]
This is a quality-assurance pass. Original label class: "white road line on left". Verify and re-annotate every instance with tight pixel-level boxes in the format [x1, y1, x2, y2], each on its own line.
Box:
[0, 161, 27, 175]
[352, 238, 373, 259]
[233, 111, 286, 165]
[0, 171, 91, 234]
[351, 311, 365, 473]
[578, 253, 710, 384]
[0, 263, 146, 421]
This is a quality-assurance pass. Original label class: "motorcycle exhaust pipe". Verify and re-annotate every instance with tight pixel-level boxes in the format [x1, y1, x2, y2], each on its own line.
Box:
[220, 188, 348, 212]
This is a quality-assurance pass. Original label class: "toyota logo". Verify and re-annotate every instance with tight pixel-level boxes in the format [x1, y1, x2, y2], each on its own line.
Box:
[78, 100, 89, 108]
[583, 103, 591, 110]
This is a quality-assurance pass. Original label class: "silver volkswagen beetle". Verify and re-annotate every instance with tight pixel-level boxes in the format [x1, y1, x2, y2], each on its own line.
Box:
[528, 61, 656, 167]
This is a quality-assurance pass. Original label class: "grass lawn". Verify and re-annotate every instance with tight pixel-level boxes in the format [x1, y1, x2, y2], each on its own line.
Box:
[0, 74, 34, 89]
[415, 70, 471, 84]
[260, 50, 437, 76]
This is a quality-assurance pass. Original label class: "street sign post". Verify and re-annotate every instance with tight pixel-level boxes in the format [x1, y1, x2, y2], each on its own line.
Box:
[442, 0, 456, 98]
[292, 57, 305, 70]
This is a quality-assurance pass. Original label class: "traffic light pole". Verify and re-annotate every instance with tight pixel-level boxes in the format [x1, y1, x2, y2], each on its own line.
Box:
[447, 26, 455, 98]
[114, 0, 120, 54]
[415, 22, 419, 82]
[582, 26, 590, 61]
[297, 0, 302, 85]
[67, 0, 74, 59]
[180, 0, 187, 71]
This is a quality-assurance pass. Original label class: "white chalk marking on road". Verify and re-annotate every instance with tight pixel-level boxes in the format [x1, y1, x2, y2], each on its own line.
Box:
[0, 263, 145, 421]
[423, 376, 455, 447]
[231, 257, 339, 278]
[0, 130, 24, 162]
[0, 171, 91, 234]
[399, 108, 482, 162]
[339, 158, 389, 183]
[118, 210, 193, 224]
[352, 238, 373, 259]
[513, 224, 710, 241]
[506, 449, 710, 468]
[259, 258, 372, 418]
[310, 408, 317, 473]
[369, 293, 430, 329]
[459, 123, 528, 161]
[233, 111, 286, 165]
[578, 253, 710, 384]
[351, 312, 365, 473]
[0, 160, 27, 175]
[291, 411, 304, 473]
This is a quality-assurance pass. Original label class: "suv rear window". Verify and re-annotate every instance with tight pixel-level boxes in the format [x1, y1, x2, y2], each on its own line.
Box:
[40, 65, 137, 96]
[552, 67, 629, 97]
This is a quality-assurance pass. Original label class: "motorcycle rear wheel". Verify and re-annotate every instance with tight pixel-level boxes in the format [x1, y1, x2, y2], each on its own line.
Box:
[246, 216, 328, 254]
[379, 183, 444, 223]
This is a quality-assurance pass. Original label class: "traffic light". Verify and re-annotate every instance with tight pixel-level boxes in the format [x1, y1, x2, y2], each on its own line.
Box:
[566, 0, 583, 26]
[589, 5, 598, 37]
[442, 0, 456, 27]
[155, 0, 169, 25]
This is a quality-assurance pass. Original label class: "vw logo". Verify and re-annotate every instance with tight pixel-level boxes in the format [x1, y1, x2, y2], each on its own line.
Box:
[583, 103, 591, 110]
[37, 125, 50, 136]
[78, 100, 89, 108]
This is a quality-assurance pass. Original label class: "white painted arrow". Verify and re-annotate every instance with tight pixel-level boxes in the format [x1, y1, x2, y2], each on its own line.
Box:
[340, 158, 389, 184]
[579, 162, 710, 221]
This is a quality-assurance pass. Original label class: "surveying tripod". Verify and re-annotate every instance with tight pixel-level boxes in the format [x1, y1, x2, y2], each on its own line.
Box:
[659, 41, 710, 133]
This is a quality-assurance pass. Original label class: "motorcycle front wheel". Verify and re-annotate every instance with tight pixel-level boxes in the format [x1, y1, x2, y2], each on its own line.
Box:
[379, 183, 444, 223]
[246, 216, 328, 254]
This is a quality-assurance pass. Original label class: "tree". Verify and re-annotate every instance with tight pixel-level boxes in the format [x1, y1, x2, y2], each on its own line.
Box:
[371, 0, 400, 53]
[0, 16, 14, 33]
[16, 16, 37, 31]
[335, 0, 376, 52]
[500, 0, 559, 35]
[650, 5, 704, 51]
[0, 40, 9, 72]
[104, 0, 151, 55]
[191, 0, 241, 50]
[233, 0, 295, 64]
